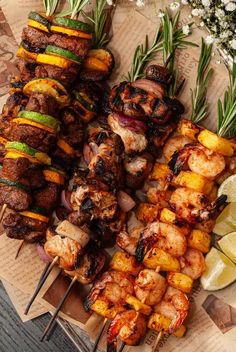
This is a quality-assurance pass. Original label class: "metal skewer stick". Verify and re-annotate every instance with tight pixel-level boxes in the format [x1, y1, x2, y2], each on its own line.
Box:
[41, 275, 78, 341]
[24, 256, 59, 315]
[92, 317, 109, 352]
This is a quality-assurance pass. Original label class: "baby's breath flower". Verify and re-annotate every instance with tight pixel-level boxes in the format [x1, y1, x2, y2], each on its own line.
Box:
[182, 24, 190, 35]
[158, 11, 165, 18]
[136, 0, 145, 7]
[169, 1, 180, 10]
[106, 0, 113, 5]
[215, 9, 225, 18]
[226, 2, 236, 11]
[202, 0, 210, 6]
[181, 0, 188, 4]
[206, 35, 215, 44]
[231, 39, 236, 50]
[222, 0, 231, 4]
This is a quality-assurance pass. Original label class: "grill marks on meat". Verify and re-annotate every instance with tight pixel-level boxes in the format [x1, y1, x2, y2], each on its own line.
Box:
[26, 93, 59, 117]
[22, 27, 49, 49]
[48, 34, 91, 59]
[70, 184, 118, 223]
[16, 58, 37, 82]
[3, 212, 47, 242]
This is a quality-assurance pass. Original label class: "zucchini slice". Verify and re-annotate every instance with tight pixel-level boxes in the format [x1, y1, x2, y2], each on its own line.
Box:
[28, 11, 51, 29]
[53, 17, 92, 34]
[5, 141, 51, 165]
[23, 78, 70, 106]
[46, 45, 82, 64]
[0, 178, 30, 192]
[18, 111, 60, 131]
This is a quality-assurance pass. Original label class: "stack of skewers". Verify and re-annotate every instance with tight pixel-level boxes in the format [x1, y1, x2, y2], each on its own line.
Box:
[1, 2, 236, 352]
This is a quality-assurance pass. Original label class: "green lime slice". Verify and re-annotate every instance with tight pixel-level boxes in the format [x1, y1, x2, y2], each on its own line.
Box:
[213, 203, 236, 236]
[218, 232, 236, 264]
[200, 247, 236, 291]
[218, 175, 236, 203]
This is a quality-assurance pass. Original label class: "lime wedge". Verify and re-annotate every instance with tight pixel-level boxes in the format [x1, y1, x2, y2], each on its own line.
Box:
[218, 232, 236, 264]
[201, 248, 236, 291]
[218, 175, 236, 202]
[213, 202, 236, 236]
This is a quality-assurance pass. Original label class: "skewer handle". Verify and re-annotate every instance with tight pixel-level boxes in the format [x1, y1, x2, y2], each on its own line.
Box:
[92, 317, 108, 352]
[41, 275, 77, 342]
[152, 331, 163, 351]
[0, 203, 7, 223]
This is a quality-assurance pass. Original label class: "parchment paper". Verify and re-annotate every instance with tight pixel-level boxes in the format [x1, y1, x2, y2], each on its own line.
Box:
[0, 1, 235, 351]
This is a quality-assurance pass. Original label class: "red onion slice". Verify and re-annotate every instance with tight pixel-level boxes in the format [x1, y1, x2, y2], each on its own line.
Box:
[114, 112, 147, 134]
[37, 244, 52, 263]
[117, 191, 136, 212]
[61, 190, 73, 212]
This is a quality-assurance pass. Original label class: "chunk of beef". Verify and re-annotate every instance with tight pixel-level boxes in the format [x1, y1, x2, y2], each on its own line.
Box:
[25, 93, 59, 117]
[1, 157, 30, 181]
[16, 58, 37, 82]
[0, 185, 32, 211]
[2, 91, 28, 118]
[22, 26, 49, 49]
[35, 64, 78, 88]
[33, 183, 61, 212]
[48, 33, 91, 58]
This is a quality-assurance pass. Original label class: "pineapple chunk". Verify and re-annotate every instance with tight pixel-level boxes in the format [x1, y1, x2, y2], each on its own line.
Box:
[198, 129, 234, 156]
[177, 119, 200, 140]
[136, 203, 159, 223]
[160, 208, 190, 236]
[91, 299, 125, 319]
[125, 295, 152, 316]
[188, 229, 211, 253]
[110, 251, 143, 276]
[172, 325, 187, 337]
[148, 162, 172, 189]
[173, 171, 214, 194]
[144, 248, 180, 272]
[148, 313, 171, 332]
[167, 272, 193, 293]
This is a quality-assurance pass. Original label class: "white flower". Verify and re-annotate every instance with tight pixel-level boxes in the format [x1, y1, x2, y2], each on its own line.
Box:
[200, 21, 205, 27]
[182, 24, 190, 35]
[158, 11, 165, 18]
[215, 9, 225, 18]
[222, 0, 231, 4]
[205, 35, 215, 44]
[226, 2, 236, 10]
[202, 0, 210, 6]
[231, 39, 236, 50]
[181, 0, 188, 4]
[106, 0, 113, 5]
[192, 8, 205, 16]
[169, 1, 180, 10]
[192, 8, 199, 16]
[136, 0, 145, 6]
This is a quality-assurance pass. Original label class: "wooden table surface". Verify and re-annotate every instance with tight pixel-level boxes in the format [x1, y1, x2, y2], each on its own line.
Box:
[0, 281, 78, 352]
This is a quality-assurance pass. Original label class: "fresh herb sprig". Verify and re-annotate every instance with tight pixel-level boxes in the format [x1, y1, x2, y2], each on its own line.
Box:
[126, 28, 163, 82]
[161, 11, 197, 96]
[126, 10, 197, 83]
[87, 0, 113, 48]
[43, 0, 60, 16]
[190, 38, 213, 123]
[217, 61, 236, 137]
[61, 0, 90, 19]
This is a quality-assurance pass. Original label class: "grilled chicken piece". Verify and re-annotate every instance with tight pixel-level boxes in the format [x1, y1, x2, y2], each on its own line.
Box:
[124, 152, 153, 189]
[44, 228, 84, 271]
[108, 113, 147, 154]
[65, 242, 106, 284]
[70, 184, 118, 222]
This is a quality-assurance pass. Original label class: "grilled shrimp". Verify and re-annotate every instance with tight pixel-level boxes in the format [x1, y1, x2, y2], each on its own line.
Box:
[136, 221, 187, 262]
[154, 286, 189, 333]
[180, 248, 206, 280]
[169, 143, 226, 179]
[170, 187, 227, 224]
[134, 269, 167, 305]
[116, 228, 142, 256]
[84, 270, 134, 311]
[163, 135, 192, 162]
[107, 310, 147, 351]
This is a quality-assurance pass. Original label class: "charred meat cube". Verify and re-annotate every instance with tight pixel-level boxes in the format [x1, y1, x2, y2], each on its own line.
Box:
[48, 34, 91, 59]
[16, 58, 37, 82]
[25, 93, 59, 118]
[33, 182, 61, 213]
[22, 26, 50, 50]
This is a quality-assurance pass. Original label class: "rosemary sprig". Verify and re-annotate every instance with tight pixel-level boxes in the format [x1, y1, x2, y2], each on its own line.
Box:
[86, 0, 112, 48]
[190, 38, 213, 123]
[43, 0, 60, 16]
[217, 61, 236, 137]
[126, 10, 197, 83]
[126, 28, 163, 82]
[61, 0, 90, 19]
[161, 11, 197, 96]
